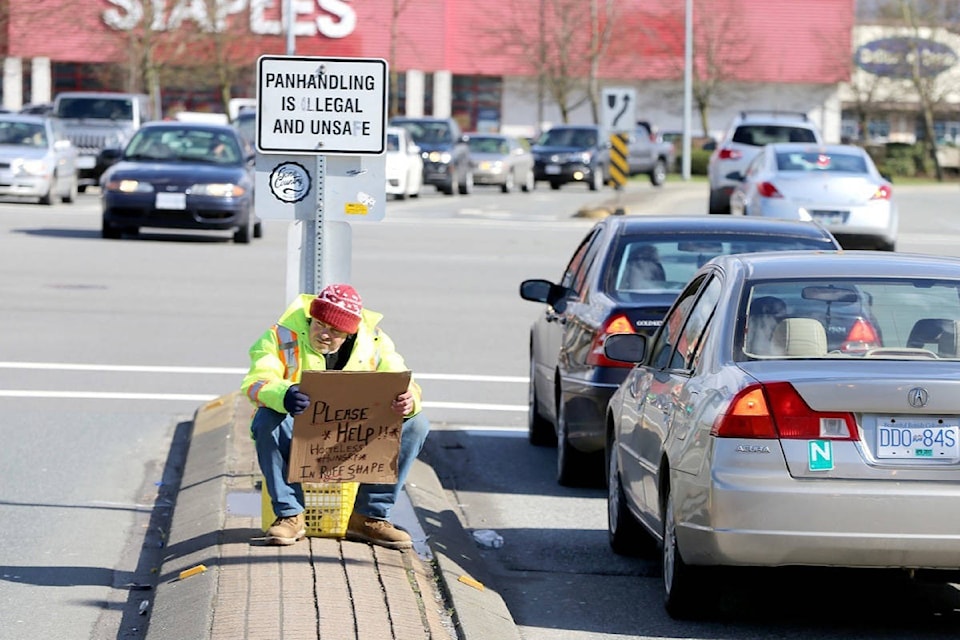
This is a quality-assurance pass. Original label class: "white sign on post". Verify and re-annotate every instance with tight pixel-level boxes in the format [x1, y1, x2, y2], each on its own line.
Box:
[256, 55, 388, 155]
[601, 87, 637, 134]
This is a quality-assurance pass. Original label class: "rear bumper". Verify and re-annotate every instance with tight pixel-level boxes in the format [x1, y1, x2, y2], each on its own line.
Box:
[677, 469, 960, 569]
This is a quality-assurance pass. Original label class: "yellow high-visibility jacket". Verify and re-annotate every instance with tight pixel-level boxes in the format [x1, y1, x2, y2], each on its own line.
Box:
[241, 294, 422, 417]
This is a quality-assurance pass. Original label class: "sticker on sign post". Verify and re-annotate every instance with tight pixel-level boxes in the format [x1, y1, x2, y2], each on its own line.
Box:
[256, 55, 388, 155]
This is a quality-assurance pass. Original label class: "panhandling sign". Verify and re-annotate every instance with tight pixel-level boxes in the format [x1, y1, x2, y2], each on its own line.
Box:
[288, 370, 411, 484]
[256, 55, 388, 155]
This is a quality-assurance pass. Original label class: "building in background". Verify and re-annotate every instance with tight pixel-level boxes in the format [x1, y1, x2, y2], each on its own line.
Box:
[1, 0, 854, 141]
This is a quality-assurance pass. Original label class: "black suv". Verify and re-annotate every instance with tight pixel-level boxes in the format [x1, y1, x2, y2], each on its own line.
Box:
[389, 116, 473, 195]
[531, 125, 609, 191]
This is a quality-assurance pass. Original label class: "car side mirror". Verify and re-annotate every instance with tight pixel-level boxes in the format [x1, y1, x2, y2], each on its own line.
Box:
[604, 333, 648, 364]
[99, 147, 122, 165]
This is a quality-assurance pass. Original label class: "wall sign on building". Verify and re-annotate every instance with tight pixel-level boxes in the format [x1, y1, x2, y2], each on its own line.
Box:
[256, 55, 388, 155]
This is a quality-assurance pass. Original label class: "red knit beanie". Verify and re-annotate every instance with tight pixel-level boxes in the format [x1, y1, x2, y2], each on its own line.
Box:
[309, 284, 363, 334]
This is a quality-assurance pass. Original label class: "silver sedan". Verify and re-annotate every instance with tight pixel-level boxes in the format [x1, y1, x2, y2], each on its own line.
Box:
[729, 143, 898, 251]
[604, 250, 960, 619]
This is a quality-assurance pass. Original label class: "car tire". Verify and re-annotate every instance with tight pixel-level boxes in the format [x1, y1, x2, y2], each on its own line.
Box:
[39, 188, 53, 205]
[62, 175, 78, 204]
[608, 433, 657, 556]
[708, 189, 730, 214]
[549, 180, 562, 191]
[589, 167, 604, 191]
[649, 159, 667, 187]
[234, 216, 253, 244]
[663, 488, 707, 620]
[556, 396, 597, 487]
[441, 171, 457, 196]
[459, 169, 473, 195]
[521, 169, 535, 192]
[253, 220, 263, 239]
[78, 184, 88, 193]
[501, 170, 515, 193]
[528, 357, 556, 447]
[102, 223, 122, 240]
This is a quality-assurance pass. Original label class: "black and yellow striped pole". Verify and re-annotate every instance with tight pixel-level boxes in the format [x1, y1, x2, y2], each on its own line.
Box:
[609, 132, 629, 190]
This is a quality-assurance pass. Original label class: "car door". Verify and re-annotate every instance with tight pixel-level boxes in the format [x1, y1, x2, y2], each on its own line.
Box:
[531, 226, 604, 422]
[627, 274, 719, 525]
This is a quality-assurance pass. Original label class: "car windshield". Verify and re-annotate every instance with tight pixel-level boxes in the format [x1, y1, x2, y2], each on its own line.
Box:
[56, 97, 133, 120]
[0, 122, 46, 147]
[395, 121, 451, 144]
[608, 234, 836, 295]
[537, 128, 597, 147]
[387, 132, 400, 151]
[732, 125, 817, 146]
[125, 128, 242, 164]
[739, 278, 960, 360]
[775, 151, 869, 173]
[468, 137, 508, 154]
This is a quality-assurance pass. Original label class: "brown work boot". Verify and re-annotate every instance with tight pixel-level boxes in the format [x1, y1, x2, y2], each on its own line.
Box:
[265, 512, 306, 546]
[346, 512, 413, 550]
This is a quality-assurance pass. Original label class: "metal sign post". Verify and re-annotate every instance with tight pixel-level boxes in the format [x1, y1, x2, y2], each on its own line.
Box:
[254, 55, 388, 297]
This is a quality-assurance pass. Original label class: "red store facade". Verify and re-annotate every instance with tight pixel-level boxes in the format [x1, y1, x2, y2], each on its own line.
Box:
[1, 0, 854, 139]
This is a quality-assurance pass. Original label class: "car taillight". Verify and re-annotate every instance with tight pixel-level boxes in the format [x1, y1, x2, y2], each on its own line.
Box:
[717, 148, 741, 160]
[711, 381, 858, 440]
[756, 182, 783, 198]
[839, 318, 881, 353]
[586, 314, 636, 368]
[871, 184, 892, 200]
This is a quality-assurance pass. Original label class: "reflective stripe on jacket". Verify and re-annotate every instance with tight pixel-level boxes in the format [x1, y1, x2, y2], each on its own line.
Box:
[240, 293, 422, 417]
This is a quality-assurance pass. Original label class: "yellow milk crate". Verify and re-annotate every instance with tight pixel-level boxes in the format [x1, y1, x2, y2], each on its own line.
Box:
[261, 480, 359, 538]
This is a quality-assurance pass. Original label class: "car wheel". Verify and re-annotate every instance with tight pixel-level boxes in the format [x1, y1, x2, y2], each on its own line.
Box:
[521, 169, 535, 192]
[253, 220, 263, 239]
[878, 240, 896, 251]
[459, 169, 474, 195]
[608, 432, 657, 556]
[708, 189, 730, 214]
[649, 159, 667, 187]
[527, 356, 556, 447]
[102, 223, 122, 240]
[78, 184, 88, 193]
[442, 171, 457, 196]
[663, 488, 706, 620]
[38, 187, 54, 205]
[589, 167, 604, 191]
[549, 180, 562, 191]
[501, 170, 515, 194]
[62, 175, 78, 204]
[234, 216, 253, 244]
[556, 395, 594, 486]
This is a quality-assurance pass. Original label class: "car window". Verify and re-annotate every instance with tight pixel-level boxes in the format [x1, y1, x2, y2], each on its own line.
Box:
[674, 276, 722, 370]
[560, 227, 603, 297]
[740, 278, 960, 359]
[650, 274, 706, 370]
[608, 233, 837, 298]
[387, 132, 400, 151]
[775, 151, 869, 174]
[734, 125, 817, 146]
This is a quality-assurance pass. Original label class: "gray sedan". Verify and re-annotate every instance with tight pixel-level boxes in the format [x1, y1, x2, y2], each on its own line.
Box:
[604, 251, 960, 619]
[0, 114, 78, 204]
[466, 133, 534, 193]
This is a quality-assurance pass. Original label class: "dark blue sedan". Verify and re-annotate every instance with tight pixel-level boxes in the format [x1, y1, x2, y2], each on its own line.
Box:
[100, 121, 260, 243]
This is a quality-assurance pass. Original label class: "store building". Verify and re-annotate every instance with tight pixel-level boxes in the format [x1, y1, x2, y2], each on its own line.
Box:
[2, 0, 853, 140]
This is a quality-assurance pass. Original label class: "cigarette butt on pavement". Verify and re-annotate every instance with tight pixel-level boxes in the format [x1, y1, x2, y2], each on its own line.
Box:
[178, 564, 208, 580]
[457, 574, 484, 591]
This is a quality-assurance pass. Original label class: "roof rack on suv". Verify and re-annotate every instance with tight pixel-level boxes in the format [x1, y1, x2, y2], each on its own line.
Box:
[738, 110, 808, 121]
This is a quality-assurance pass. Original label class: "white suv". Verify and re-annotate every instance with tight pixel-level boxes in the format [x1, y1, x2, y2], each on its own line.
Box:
[708, 111, 823, 214]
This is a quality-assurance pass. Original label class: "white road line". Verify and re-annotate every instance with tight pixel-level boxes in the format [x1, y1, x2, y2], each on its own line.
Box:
[0, 361, 528, 383]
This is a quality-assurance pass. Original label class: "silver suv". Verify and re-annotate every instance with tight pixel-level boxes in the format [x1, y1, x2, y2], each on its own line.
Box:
[708, 111, 822, 214]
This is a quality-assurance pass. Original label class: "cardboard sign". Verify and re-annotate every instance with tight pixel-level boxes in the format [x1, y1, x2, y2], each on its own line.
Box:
[288, 369, 411, 484]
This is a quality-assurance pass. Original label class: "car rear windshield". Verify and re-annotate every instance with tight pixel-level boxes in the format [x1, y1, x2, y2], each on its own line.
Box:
[607, 234, 836, 296]
[740, 278, 960, 360]
[775, 151, 869, 173]
[732, 125, 817, 146]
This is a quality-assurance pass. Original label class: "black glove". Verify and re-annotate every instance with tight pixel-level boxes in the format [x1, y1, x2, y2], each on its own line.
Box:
[283, 384, 310, 416]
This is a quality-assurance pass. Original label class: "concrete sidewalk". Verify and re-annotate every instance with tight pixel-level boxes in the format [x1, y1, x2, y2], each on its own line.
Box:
[145, 392, 521, 640]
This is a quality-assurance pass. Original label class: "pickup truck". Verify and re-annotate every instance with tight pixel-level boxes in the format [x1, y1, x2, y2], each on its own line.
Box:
[626, 121, 675, 186]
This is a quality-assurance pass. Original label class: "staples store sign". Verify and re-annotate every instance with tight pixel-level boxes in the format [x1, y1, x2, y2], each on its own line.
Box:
[102, 0, 357, 39]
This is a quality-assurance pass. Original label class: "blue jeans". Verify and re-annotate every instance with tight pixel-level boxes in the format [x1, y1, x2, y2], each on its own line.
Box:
[251, 407, 430, 521]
